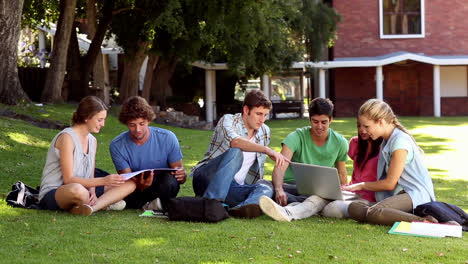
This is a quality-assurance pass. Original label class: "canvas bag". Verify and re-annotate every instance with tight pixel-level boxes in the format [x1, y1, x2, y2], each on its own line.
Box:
[414, 201, 468, 231]
[6, 181, 40, 209]
[167, 197, 229, 223]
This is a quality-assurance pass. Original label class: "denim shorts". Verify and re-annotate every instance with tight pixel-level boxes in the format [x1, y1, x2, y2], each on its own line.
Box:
[38, 189, 61, 210]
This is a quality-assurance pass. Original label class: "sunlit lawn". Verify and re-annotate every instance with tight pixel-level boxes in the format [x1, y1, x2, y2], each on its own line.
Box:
[0, 103, 466, 263]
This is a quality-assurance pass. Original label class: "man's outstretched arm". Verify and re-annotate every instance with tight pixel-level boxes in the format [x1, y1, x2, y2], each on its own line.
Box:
[272, 144, 294, 206]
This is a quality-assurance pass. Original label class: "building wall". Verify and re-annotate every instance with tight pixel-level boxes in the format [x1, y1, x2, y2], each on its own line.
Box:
[333, 0, 468, 57]
[333, 62, 435, 117]
[333, 67, 376, 117]
[442, 97, 468, 116]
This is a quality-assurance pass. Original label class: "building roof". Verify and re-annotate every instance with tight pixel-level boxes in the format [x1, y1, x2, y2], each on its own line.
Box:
[292, 51, 468, 69]
[193, 51, 468, 71]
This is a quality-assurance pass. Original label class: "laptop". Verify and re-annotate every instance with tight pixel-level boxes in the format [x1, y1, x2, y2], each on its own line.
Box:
[290, 162, 359, 200]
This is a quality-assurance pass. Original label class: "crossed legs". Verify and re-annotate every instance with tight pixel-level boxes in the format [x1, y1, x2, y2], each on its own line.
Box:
[348, 193, 428, 226]
[55, 180, 136, 214]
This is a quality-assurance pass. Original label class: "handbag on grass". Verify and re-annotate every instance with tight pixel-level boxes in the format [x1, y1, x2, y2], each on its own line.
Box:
[6, 181, 40, 209]
[414, 201, 468, 231]
[167, 197, 229, 223]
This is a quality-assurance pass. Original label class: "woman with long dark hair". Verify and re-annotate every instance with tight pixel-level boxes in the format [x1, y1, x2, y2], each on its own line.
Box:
[320, 120, 382, 218]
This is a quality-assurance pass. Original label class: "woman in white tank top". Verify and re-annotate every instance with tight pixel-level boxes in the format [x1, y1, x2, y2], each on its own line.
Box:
[39, 96, 136, 215]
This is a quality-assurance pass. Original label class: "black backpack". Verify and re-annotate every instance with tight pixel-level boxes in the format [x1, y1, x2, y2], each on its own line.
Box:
[6, 181, 40, 209]
[414, 201, 468, 231]
[167, 197, 229, 223]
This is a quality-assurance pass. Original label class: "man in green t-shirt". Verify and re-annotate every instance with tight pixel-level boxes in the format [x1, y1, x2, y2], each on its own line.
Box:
[259, 98, 349, 222]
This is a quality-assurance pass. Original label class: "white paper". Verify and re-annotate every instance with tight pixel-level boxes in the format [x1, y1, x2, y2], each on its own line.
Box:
[122, 168, 178, 180]
[398, 222, 463, 238]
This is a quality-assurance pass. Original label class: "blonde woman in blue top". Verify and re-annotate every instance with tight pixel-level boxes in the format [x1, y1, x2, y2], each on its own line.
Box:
[343, 99, 436, 225]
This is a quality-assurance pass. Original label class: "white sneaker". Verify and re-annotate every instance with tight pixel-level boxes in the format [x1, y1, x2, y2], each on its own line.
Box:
[106, 200, 126, 211]
[259, 196, 292, 222]
[142, 198, 163, 211]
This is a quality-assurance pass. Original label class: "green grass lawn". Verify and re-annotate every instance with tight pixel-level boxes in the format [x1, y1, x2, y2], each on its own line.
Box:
[0, 103, 467, 264]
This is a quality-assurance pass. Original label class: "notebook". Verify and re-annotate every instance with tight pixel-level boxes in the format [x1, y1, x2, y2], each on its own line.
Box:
[290, 162, 359, 200]
[389, 221, 462, 238]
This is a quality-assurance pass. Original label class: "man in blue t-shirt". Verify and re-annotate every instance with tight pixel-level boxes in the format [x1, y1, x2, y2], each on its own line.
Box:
[110, 96, 186, 210]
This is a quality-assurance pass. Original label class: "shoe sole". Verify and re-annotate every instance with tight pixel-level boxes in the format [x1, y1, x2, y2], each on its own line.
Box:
[229, 204, 261, 219]
[259, 196, 290, 222]
[70, 204, 93, 216]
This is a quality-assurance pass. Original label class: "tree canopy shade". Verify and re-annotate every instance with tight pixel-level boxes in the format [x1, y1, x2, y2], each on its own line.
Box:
[0, 0, 31, 105]
[21, 0, 117, 103]
[110, 0, 340, 103]
[13, 0, 339, 104]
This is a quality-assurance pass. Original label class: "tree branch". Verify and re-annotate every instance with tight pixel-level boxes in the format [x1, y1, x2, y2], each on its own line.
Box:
[112, 7, 144, 16]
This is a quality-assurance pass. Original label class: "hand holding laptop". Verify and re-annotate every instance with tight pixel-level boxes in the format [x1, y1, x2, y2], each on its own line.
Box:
[342, 182, 364, 192]
[340, 185, 358, 196]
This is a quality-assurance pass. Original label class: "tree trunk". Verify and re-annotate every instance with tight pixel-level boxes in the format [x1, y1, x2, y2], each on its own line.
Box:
[41, 0, 77, 103]
[142, 54, 159, 103]
[86, 0, 110, 104]
[65, 0, 113, 103]
[150, 56, 177, 110]
[0, 0, 31, 105]
[66, 22, 83, 101]
[119, 41, 149, 103]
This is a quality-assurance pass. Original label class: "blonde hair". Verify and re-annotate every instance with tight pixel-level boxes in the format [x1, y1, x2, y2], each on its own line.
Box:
[358, 99, 422, 152]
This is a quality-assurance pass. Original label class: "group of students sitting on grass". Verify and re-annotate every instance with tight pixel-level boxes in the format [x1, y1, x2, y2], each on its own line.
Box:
[38, 91, 438, 227]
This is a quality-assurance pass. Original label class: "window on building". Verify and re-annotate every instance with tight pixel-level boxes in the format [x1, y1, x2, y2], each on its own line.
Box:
[440, 66, 468, 97]
[379, 0, 425, 39]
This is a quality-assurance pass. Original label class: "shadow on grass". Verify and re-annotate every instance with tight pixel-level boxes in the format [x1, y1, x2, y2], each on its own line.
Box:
[0, 119, 52, 189]
[402, 116, 468, 129]
[432, 177, 468, 209]
[413, 134, 452, 155]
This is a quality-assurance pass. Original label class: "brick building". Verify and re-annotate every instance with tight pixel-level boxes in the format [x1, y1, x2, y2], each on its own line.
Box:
[313, 0, 468, 117]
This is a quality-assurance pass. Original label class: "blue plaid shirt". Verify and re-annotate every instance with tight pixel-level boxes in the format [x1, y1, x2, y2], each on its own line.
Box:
[190, 113, 271, 184]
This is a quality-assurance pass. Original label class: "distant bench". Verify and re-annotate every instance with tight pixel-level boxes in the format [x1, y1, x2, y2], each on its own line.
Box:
[271, 100, 303, 119]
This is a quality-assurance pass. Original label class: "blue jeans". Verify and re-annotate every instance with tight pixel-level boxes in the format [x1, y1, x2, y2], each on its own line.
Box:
[283, 183, 307, 204]
[192, 148, 273, 208]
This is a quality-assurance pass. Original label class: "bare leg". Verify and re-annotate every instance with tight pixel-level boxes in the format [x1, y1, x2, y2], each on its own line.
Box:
[92, 181, 136, 212]
[55, 183, 90, 210]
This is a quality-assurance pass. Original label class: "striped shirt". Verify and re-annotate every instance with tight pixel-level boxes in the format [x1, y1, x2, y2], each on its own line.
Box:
[190, 113, 270, 184]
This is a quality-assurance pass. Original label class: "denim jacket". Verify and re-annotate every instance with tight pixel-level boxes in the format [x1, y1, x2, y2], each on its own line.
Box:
[190, 113, 270, 184]
[376, 127, 436, 208]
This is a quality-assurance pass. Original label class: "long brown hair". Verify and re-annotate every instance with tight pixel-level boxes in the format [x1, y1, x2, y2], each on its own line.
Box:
[356, 135, 383, 168]
[72, 96, 108, 125]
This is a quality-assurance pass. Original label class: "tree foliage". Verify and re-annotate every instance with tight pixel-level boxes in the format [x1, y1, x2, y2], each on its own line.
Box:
[17, 0, 339, 103]
[111, 0, 339, 77]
